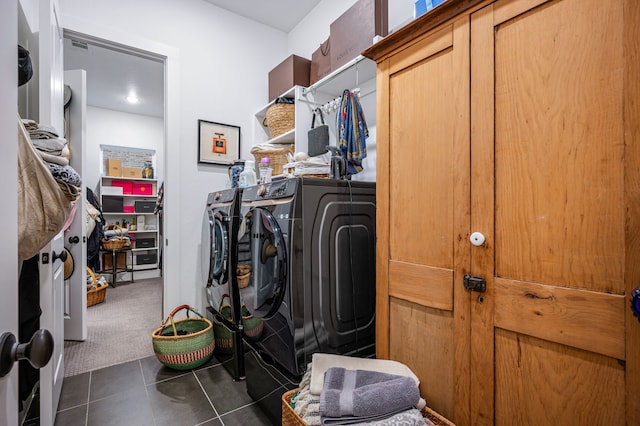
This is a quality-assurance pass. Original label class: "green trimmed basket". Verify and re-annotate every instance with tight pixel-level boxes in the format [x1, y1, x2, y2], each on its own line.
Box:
[212, 294, 234, 354]
[152, 305, 214, 370]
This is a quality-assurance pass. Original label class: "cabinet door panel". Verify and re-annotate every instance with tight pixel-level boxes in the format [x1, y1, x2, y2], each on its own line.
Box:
[380, 18, 471, 422]
[471, 0, 636, 423]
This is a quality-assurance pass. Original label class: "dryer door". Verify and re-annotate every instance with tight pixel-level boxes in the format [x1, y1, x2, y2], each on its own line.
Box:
[239, 207, 286, 318]
[201, 208, 229, 288]
[211, 210, 229, 283]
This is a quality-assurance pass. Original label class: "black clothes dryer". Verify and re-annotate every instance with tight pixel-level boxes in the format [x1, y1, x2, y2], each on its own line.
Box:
[237, 177, 376, 423]
[201, 188, 244, 380]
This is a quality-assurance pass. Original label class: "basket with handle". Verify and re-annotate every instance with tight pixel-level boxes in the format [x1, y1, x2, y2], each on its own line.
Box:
[236, 264, 251, 289]
[263, 99, 295, 139]
[86, 267, 108, 307]
[101, 225, 129, 250]
[151, 305, 215, 370]
[241, 304, 264, 341]
[281, 388, 456, 426]
[250, 143, 295, 176]
[212, 294, 234, 354]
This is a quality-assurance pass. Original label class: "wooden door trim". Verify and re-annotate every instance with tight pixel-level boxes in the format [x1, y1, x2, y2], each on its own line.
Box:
[494, 278, 625, 359]
[493, 0, 552, 26]
[376, 59, 391, 360]
[624, 0, 640, 422]
[388, 25, 453, 76]
[389, 261, 454, 310]
[470, 4, 496, 424]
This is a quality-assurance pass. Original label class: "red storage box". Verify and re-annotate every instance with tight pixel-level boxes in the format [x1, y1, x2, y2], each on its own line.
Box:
[123, 205, 135, 213]
[132, 183, 153, 195]
[112, 180, 133, 194]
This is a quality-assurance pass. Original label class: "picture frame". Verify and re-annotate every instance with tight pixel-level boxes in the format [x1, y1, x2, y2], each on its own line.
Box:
[197, 119, 241, 165]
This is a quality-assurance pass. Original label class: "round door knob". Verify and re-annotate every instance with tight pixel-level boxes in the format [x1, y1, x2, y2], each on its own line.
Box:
[631, 287, 640, 323]
[68, 235, 80, 244]
[0, 329, 54, 377]
[52, 249, 67, 263]
[470, 232, 486, 246]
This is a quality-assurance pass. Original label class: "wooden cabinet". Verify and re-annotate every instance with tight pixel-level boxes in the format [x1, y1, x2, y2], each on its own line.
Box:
[364, 0, 640, 424]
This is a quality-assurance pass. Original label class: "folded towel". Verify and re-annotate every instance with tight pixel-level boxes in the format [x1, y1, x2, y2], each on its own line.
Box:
[38, 150, 69, 166]
[319, 368, 420, 425]
[28, 123, 59, 139]
[31, 136, 67, 153]
[310, 354, 420, 395]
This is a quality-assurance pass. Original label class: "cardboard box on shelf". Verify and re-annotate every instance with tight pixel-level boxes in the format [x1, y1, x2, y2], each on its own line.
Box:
[310, 37, 332, 85]
[112, 180, 133, 194]
[268, 54, 311, 102]
[123, 167, 143, 178]
[106, 159, 122, 177]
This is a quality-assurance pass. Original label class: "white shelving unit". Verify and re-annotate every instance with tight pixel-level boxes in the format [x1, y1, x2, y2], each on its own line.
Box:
[99, 176, 160, 273]
[253, 55, 377, 159]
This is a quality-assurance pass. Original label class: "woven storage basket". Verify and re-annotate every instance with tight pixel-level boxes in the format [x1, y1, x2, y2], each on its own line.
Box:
[212, 295, 234, 354]
[152, 305, 215, 370]
[86, 267, 108, 307]
[263, 103, 294, 139]
[101, 225, 129, 250]
[241, 305, 264, 341]
[281, 388, 455, 426]
[251, 144, 295, 175]
[236, 264, 251, 289]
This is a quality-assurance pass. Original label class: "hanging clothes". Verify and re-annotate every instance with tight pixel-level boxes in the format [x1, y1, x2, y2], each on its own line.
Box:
[336, 90, 368, 175]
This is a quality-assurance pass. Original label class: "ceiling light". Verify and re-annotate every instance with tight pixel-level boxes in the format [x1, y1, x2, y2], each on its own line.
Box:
[126, 95, 139, 104]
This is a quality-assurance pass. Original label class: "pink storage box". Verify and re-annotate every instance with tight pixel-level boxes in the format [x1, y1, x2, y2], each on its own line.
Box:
[132, 183, 153, 195]
[123, 205, 135, 213]
[112, 180, 133, 194]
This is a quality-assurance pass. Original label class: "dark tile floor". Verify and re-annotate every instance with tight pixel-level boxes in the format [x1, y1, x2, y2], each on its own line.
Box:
[24, 355, 274, 426]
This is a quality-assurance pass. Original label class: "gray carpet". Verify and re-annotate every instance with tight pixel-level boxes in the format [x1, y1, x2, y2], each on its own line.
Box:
[63, 277, 163, 377]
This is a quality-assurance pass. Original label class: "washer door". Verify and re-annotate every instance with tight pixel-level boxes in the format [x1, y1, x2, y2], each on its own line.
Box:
[239, 207, 286, 318]
[202, 208, 229, 289]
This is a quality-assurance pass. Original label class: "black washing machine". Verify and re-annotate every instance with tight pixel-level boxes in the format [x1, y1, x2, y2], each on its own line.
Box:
[201, 188, 244, 380]
[236, 177, 376, 423]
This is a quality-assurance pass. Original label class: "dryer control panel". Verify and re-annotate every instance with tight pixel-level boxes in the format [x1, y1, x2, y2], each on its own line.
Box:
[243, 178, 297, 201]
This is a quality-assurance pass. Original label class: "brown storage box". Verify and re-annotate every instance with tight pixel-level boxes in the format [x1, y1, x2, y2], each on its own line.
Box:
[310, 37, 332, 85]
[330, 0, 388, 70]
[106, 159, 122, 177]
[102, 252, 127, 270]
[123, 167, 143, 178]
[268, 55, 311, 102]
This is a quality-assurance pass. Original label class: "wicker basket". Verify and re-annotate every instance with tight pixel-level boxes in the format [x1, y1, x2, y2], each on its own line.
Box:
[86, 267, 108, 307]
[102, 225, 129, 250]
[212, 294, 234, 355]
[281, 388, 455, 426]
[237, 264, 251, 289]
[152, 305, 215, 370]
[263, 103, 294, 139]
[251, 144, 295, 175]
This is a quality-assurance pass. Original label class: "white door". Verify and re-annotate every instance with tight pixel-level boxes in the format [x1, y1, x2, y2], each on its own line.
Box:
[38, 0, 65, 422]
[39, 234, 65, 426]
[1, 0, 20, 424]
[63, 69, 87, 341]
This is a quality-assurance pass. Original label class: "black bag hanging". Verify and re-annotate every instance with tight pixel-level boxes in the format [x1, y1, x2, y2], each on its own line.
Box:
[307, 108, 329, 157]
[18, 45, 33, 87]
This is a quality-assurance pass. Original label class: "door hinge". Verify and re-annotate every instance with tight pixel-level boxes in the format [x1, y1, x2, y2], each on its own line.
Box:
[463, 274, 486, 293]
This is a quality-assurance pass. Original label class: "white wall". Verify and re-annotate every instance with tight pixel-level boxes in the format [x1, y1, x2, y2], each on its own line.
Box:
[287, 0, 417, 59]
[57, 0, 426, 314]
[59, 0, 288, 314]
[85, 106, 164, 191]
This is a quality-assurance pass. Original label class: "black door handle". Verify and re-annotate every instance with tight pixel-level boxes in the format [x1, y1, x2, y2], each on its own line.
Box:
[0, 329, 54, 377]
[52, 249, 67, 263]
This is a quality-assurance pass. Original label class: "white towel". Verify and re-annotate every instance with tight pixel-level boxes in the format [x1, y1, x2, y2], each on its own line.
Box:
[310, 354, 420, 395]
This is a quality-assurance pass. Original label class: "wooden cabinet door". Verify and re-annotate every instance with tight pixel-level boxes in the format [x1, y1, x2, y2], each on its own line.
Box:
[470, 0, 640, 424]
[377, 18, 471, 421]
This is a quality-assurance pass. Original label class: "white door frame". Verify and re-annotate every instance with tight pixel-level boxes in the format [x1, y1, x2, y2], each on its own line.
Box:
[0, 0, 20, 424]
[61, 16, 182, 317]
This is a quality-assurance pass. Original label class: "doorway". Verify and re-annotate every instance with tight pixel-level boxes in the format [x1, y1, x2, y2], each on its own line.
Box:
[62, 31, 166, 376]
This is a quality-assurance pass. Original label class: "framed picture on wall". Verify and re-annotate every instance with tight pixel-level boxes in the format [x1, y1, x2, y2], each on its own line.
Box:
[197, 119, 241, 165]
